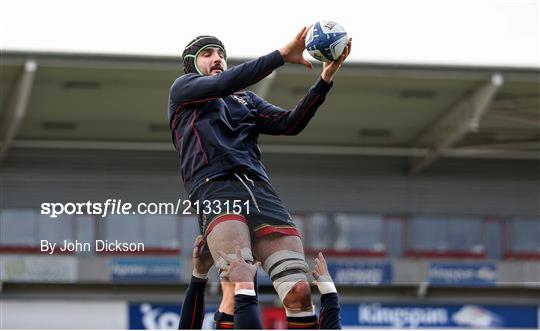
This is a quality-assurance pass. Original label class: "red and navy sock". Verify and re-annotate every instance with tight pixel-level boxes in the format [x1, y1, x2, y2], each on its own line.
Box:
[214, 311, 234, 329]
[286, 315, 319, 329]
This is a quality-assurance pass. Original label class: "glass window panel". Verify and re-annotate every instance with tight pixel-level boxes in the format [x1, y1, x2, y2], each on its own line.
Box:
[408, 216, 483, 253]
[446, 218, 483, 252]
[142, 215, 179, 248]
[306, 213, 333, 250]
[508, 218, 540, 252]
[180, 215, 199, 254]
[408, 217, 446, 251]
[37, 214, 73, 244]
[76, 215, 95, 243]
[334, 214, 384, 251]
[104, 215, 142, 242]
[0, 209, 37, 245]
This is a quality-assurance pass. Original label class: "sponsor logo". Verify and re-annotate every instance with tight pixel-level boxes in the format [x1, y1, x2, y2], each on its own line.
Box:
[358, 304, 448, 328]
[429, 262, 497, 285]
[231, 95, 248, 106]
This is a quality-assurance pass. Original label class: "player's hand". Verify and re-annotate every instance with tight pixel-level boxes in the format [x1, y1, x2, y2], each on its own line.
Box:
[279, 26, 313, 69]
[321, 37, 352, 83]
[193, 235, 214, 276]
[218, 242, 260, 287]
[311, 252, 333, 284]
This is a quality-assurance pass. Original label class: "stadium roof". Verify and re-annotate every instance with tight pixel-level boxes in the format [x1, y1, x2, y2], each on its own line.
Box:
[1, 51, 539, 173]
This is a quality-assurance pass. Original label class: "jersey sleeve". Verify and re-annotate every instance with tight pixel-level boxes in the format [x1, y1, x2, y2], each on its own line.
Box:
[319, 292, 342, 329]
[170, 50, 284, 107]
[247, 76, 333, 135]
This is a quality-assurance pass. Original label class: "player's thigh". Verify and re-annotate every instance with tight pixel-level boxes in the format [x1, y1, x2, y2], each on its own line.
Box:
[252, 233, 305, 264]
[206, 218, 251, 262]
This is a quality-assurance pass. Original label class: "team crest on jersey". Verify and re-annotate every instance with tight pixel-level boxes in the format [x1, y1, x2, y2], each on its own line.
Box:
[231, 94, 248, 106]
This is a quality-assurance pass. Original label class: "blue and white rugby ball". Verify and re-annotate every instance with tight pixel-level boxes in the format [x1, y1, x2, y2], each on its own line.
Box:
[305, 20, 348, 62]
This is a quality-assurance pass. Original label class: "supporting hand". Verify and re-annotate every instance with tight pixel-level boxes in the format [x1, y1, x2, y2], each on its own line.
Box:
[321, 38, 352, 83]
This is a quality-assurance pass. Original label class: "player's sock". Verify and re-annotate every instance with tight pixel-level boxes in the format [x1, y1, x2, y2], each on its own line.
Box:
[319, 292, 342, 329]
[214, 311, 234, 329]
[286, 314, 319, 329]
[233, 291, 263, 329]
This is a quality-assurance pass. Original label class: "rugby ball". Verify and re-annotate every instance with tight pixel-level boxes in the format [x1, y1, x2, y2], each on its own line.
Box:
[305, 20, 348, 62]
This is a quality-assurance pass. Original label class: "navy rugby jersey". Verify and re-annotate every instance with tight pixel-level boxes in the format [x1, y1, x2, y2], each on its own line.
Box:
[168, 50, 333, 195]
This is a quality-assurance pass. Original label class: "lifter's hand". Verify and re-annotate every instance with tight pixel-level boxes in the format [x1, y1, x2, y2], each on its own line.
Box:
[193, 235, 214, 276]
[311, 252, 337, 295]
[321, 37, 352, 83]
[218, 242, 261, 291]
[279, 26, 313, 69]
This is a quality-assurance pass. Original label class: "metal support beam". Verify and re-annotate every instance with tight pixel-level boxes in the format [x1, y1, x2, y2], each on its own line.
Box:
[410, 73, 504, 174]
[5, 140, 540, 160]
[0, 60, 37, 163]
[486, 109, 540, 127]
[459, 140, 540, 150]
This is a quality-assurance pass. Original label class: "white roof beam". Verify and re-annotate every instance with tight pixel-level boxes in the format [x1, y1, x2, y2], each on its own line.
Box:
[0, 60, 37, 163]
[410, 73, 504, 174]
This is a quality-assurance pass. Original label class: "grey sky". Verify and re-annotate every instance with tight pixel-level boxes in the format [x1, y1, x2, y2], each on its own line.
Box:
[1, 0, 538, 67]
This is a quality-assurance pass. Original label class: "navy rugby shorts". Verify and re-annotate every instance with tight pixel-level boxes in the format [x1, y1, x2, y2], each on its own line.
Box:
[189, 168, 300, 239]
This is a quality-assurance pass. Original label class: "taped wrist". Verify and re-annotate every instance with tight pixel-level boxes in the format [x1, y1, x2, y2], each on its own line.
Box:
[315, 274, 337, 294]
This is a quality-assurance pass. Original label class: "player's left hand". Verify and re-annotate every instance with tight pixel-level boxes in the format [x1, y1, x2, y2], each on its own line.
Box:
[321, 37, 352, 83]
[193, 235, 214, 276]
[312, 251, 333, 284]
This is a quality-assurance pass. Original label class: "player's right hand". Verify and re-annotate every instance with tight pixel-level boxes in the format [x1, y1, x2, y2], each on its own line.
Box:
[321, 37, 352, 83]
[279, 26, 313, 69]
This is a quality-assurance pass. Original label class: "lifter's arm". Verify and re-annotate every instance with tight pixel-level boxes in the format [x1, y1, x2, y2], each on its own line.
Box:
[178, 236, 214, 329]
[219, 244, 263, 329]
[312, 252, 342, 329]
[178, 275, 207, 330]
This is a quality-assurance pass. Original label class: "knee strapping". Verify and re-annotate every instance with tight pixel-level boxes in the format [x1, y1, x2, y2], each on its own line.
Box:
[262, 250, 309, 302]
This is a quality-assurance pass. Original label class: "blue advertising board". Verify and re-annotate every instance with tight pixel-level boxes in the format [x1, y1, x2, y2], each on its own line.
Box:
[110, 258, 181, 283]
[129, 302, 538, 329]
[327, 262, 393, 285]
[129, 303, 218, 329]
[341, 303, 538, 328]
[428, 262, 497, 286]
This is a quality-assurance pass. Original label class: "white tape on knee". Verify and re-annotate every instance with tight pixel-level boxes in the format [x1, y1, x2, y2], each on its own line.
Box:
[263, 250, 309, 302]
[273, 272, 308, 303]
[215, 247, 254, 274]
